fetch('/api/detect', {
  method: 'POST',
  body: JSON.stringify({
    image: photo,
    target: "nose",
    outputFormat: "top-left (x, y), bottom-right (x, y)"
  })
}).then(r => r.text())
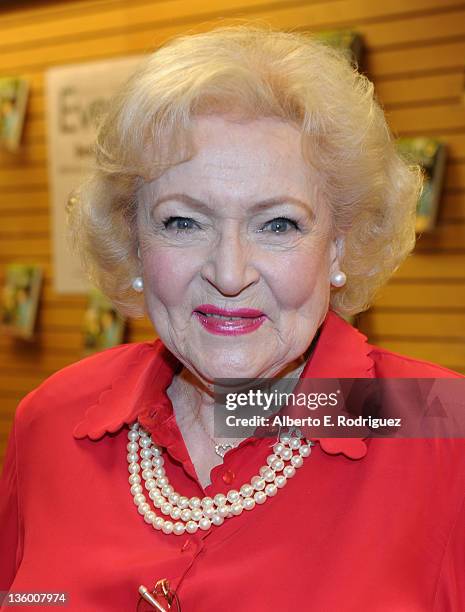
top-left (200, 223), bottom-right (260, 296)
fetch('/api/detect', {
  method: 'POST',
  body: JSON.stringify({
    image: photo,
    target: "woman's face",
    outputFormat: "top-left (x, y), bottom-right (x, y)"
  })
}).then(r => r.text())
top-left (137, 116), bottom-right (340, 383)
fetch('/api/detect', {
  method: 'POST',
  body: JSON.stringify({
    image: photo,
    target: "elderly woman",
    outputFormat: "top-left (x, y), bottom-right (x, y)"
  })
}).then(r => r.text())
top-left (1, 25), bottom-right (464, 612)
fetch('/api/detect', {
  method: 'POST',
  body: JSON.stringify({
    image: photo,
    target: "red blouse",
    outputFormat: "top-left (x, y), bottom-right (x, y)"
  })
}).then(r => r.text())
top-left (1, 310), bottom-right (464, 611)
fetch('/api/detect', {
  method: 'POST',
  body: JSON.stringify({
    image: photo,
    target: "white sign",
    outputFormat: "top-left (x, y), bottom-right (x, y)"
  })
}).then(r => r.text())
top-left (46, 55), bottom-right (143, 293)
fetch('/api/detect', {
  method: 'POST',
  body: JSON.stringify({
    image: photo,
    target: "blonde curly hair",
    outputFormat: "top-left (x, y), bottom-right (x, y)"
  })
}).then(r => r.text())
top-left (67, 24), bottom-right (422, 318)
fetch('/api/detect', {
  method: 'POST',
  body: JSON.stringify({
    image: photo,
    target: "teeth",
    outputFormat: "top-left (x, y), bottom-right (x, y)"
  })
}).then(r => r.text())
top-left (203, 313), bottom-right (245, 320)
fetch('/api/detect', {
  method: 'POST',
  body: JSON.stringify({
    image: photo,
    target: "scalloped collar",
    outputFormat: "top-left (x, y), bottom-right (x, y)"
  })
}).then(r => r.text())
top-left (73, 310), bottom-right (375, 462)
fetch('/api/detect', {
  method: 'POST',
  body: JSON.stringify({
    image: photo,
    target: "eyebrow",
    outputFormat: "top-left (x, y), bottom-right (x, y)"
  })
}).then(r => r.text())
top-left (152, 193), bottom-right (315, 217)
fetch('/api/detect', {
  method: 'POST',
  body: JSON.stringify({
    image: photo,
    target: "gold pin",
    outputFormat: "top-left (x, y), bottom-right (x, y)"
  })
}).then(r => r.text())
top-left (139, 585), bottom-right (167, 611)
top-left (138, 579), bottom-right (180, 611)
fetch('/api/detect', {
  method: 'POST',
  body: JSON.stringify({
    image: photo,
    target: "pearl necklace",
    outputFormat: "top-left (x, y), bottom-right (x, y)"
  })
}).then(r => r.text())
top-left (127, 422), bottom-right (313, 536)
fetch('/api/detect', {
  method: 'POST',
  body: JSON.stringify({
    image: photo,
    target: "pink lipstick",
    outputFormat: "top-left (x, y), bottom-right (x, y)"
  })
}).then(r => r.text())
top-left (193, 304), bottom-right (267, 336)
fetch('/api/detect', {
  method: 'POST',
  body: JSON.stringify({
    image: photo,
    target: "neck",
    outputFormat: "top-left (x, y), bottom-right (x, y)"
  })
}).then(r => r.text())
top-left (167, 351), bottom-right (311, 444)
top-left (167, 349), bottom-right (314, 489)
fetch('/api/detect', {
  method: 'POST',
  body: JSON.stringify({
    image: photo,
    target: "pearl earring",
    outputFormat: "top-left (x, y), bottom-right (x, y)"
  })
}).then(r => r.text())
top-left (330, 271), bottom-right (346, 287)
top-left (132, 276), bottom-right (144, 293)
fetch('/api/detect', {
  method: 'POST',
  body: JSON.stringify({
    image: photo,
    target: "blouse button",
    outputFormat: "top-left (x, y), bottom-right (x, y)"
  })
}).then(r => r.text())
top-left (222, 469), bottom-right (235, 484)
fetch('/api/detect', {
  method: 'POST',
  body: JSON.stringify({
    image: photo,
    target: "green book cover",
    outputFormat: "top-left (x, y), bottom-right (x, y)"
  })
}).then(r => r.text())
top-left (1, 264), bottom-right (43, 339)
top-left (0, 77), bottom-right (29, 151)
top-left (82, 287), bottom-right (126, 355)
top-left (396, 137), bottom-right (447, 233)
top-left (313, 30), bottom-right (364, 67)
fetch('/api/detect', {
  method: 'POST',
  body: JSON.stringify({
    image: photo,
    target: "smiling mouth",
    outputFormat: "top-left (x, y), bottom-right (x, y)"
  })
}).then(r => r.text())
top-left (196, 310), bottom-right (250, 321)
top-left (195, 312), bottom-right (262, 321)
top-left (192, 308), bottom-right (266, 336)
top-left (193, 304), bottom-right (266, 318)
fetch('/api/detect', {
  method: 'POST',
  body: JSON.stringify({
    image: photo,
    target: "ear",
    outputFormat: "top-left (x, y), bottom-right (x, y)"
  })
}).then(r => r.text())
top-left (329, 235), bottom-right (345, 277)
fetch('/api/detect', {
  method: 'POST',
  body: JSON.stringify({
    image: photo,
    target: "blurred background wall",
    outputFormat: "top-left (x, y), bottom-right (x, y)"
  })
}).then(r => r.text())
top-left (1, 0), bottom-right (465, 466)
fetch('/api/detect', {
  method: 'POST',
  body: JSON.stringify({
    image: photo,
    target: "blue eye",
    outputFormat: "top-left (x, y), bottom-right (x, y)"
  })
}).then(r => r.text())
top-left (261, 217), bottom-right (299, 233)
top-left (163, 216), bottom-right (198, 232)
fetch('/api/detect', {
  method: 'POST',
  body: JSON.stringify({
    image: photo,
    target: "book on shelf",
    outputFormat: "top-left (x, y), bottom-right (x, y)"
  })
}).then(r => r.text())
top-left (0, 264), bottom-right (43, 339)
top-left (313, 30), bottom-right (364, 67)
top-left (396, 137), bottom-right (447, 233)
top-left (0, 77), bottom-right (29, 151)
top-left (82, 287), bottom-right (126, 355)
